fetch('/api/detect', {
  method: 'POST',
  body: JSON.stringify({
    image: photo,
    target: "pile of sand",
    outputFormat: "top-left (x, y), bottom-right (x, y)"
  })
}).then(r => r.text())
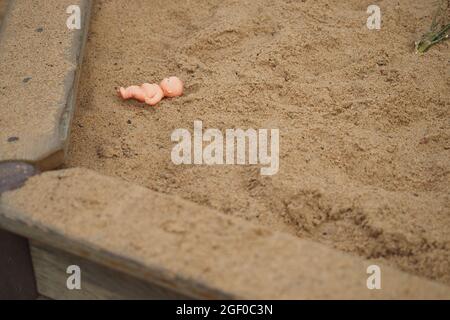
top-left (67, 0), bottom-right (450, 285)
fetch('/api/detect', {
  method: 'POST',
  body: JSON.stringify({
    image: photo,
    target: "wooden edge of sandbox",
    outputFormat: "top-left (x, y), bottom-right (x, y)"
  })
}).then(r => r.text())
top-left (0, 0), bottom-right (92, 170)
top-left (0, 167), bottom-right (449, 300)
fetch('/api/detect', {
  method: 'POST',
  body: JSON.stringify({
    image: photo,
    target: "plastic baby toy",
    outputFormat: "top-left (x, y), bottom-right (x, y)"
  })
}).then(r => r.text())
top-left (118, 76), bottom-right (183, 106)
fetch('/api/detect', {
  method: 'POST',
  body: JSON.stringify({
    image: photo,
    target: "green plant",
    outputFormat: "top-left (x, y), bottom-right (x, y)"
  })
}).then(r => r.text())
top-left (415, 0), bottom-right (450, 53)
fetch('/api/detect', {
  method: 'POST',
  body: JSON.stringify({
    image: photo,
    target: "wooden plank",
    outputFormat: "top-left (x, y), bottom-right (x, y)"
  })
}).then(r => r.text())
top-left (0, 0), bottom-right (92, 170)
top-left (0, 162), bottom-right (39, 194)
top-left (0, 229), bottom-right (37, 299)
top-left (31, 241), bottom-right (190, 300)
top-left (0, 161), bottom-right (39, 299)
top-left (0, 168), bottom-right (449, 299)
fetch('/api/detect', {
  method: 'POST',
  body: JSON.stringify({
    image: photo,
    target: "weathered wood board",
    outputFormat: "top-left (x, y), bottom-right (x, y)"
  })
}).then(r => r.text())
top-left (0, 168), bottom-right (449, 299)
top-left (0, 0), bottom-right (91, 170)
top-left (0, 0), bottom-right (8, 27)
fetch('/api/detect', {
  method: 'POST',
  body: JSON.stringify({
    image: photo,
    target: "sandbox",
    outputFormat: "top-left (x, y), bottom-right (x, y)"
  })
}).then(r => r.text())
top-left (0, 0), bottom-right (449, 299)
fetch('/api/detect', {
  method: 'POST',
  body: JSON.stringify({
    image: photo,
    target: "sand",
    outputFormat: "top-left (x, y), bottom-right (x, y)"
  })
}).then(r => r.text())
top-left (67, 0), bottom-right (450, 285)
top-left (0, 0), bottom-right (7, 25)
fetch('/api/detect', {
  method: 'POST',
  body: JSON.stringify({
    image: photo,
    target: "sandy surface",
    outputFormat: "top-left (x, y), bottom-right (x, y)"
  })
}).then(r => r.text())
top-left (67, 0), bottom-right (450, 285)
top-left (0, 0), bottom-right (7, 25)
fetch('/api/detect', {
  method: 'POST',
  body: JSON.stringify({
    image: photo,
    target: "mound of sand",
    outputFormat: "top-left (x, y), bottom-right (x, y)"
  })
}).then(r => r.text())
top-left (68, 0), bottom-right (450, 285)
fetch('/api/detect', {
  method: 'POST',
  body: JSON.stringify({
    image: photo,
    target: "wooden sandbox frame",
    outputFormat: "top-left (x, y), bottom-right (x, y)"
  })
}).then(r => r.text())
top-left (0, 0), bottom-right (449, 299)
